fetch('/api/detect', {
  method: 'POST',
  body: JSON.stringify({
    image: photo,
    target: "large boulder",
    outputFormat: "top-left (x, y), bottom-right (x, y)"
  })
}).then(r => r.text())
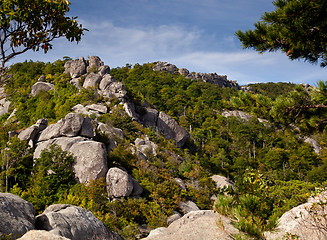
top-left (30, 82), bottom-right (54, 97)
top-left (64, 57), bottom-right (87, 78)
top-left (157, 112), bottom-right (189, 148)
top-left (60, 113), bottom-right (84, 137)
top-left (87, 56), bottom-right (104, 70)
top-left (98, 65), bottom-right (111, 77)
top-left (79, 117), bottom-right (95, 138)
top-left (36, 204), bottom-right (121, 240)
top-left (86, 104), bottom-right (108, 114)
top-left (18, 126), bottom-right (39, 142)
top-left (106, 167), bottom-right (134, 198)
top-left (99, 74), bottom-right (115, 91)
top-left (34, 136), bottom-right (86, 159)
top-left (143, 210), bottom-right (239, 240)
top-left (265, 191), bottom-right (327, 240)
top-left (38, 113), bottom-right (91, 142)
top-left (38, 119), bottom-right (64, 142)
top-left (0, 193), bottom-right (35, 239)
top-left (34, 137), bottom-right (108, 183)
top-left (138, 108), bottom-right (189, 147)
top-left (83, 72), bottom-right (102, 89)
top-left (18, 230), bottom-right (70, 240)
top-left (102, 81), bottom-right (127, 99)
top-left (69, 141), bottom-right (108, 183)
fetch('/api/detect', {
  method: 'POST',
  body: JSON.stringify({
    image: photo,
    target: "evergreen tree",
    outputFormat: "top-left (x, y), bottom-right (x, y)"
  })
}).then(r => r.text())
top-left (236, 0), bottom-right (327, 67)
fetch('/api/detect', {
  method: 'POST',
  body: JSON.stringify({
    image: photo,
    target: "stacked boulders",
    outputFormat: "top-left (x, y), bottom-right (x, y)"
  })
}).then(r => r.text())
top-left (0, 193), bottom-right (121, 240)
top-left (64, 56), bottom-right (127, 101)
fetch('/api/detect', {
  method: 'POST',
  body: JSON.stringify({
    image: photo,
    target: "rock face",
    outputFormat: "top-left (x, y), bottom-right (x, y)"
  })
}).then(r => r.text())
top-left (36, 204), bottom-right (121, 240)
top-left (69, 140), bottom-right (108, 183)
top-left (18, 230), bottom-right (70, 240)
top-left (0, 193), bottom-right (35, 238)
top-left (30, 82), bottom-right (54, 97)
top-left (143, 210), bottom-right (239, 240)
top-left (139, 108), bottom-right (189, 147)
top-left (157, 112), bottom-right (189, 147)
top-left (265, 191), bottom-right (327, 240)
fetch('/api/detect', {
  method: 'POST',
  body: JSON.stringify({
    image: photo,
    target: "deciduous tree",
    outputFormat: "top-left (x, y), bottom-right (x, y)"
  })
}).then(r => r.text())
top-left (0, 0), bottom-right (85, 73)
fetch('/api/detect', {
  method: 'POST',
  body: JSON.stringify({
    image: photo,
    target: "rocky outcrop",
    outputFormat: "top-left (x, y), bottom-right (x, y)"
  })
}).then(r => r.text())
top-left (152, 62), bottom-right (178, 74)
top-left (152, 62), bottom-right (240, 89)
top-left (70, 140), bottom-right (108, 183)
top-left (30, 82), bottom-right (54, 97)
top-left (36, 204), bottom-right (121, 240)
top-left (0, 193), bottom-right (35, 239)
top-left (0, 98), bottom-right (10, 117)
top-left (86, 104), bottom-right (108, 114)
top-left (265, 191), bottom-right (327, 240)
top-left (97, 123), bottom-right (124, 151)
top-left (65, 56), bottom-right (127, 100)
top-left (143, 210), bottom-right (239, 240)
top-left (106, 167), bottom-right (143, 199)
top-left (18, 230), bottom-right (70, 240)
top-left (304, 136), bottom-right (322, 155)
top-left (32, 112), bottom-right (107, 184)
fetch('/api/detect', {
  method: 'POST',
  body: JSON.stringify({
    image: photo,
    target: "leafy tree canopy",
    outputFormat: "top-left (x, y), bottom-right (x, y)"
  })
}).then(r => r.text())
top-left (0, 0), bottom-right (85, 72)
top-left (236, 0), bottom-right (327, 67)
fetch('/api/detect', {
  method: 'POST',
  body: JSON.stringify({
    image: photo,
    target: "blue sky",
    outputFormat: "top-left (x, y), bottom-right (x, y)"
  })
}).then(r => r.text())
top-left (10, 0), bottom-right (326, 86)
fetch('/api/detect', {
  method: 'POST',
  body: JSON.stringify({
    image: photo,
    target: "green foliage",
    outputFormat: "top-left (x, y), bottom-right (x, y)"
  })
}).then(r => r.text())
top-left (17, 144), bottom-right (75, 213)
top-left (0, 0), bottom-right (85, 71)
top-left (247, 82), bottom-right (296, 100)
top-left (236, 0), bottom-right (327, 67)
top-left (0, 136), bottom-right (33, 192)
top-left (4, 60), bottom-right (100, 127)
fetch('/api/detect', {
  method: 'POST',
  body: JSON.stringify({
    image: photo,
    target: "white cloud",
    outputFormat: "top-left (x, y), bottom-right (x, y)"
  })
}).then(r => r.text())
top-left (8, 20), bottom-right (326, 86)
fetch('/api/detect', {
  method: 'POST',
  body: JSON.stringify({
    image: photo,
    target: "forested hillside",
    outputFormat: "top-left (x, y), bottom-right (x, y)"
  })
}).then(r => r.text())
top-left (1, 58), bottom-right (327, 239)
